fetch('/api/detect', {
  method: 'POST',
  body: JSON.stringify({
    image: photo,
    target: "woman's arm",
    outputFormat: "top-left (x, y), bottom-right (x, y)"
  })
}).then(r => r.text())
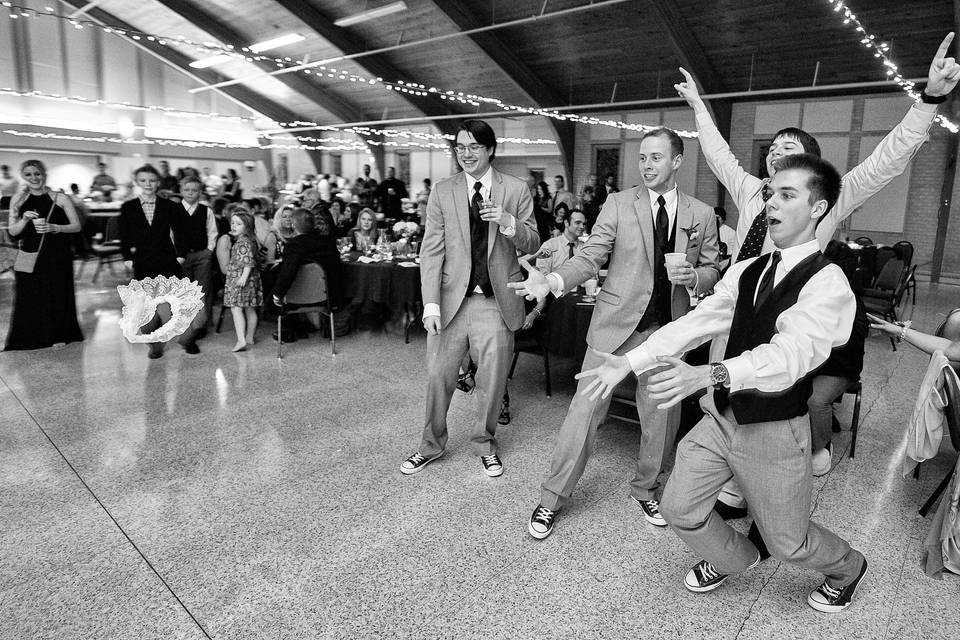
top-left (868, 313), bottom-right (960, 360)
top-left (215, 235), bottom-right (231, 273)
top-left (264, 231), bottom-right (278, 264)
top-left (238, 266), bottom-right (252, 288)
top-left (52, 192), bottom-right (81, 234)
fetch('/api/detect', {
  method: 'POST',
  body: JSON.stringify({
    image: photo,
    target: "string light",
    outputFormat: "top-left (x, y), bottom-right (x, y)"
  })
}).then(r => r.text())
top-left (279, 124), bottom-right (557, 146)
top-left (826, 0), bottom-right (959, 133)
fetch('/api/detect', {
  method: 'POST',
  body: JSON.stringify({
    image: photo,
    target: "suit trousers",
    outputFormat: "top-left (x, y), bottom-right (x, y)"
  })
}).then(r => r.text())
top-left (539, 326), bottom-right (681, 510)
top-left (419, 296), bottom-right (514, 457)
top-left (178, 249), bottom-right (212, 345)
top-left (807, 374), bottom-right (852, 451)
top-left (660, 393), bottom-right (864, 586)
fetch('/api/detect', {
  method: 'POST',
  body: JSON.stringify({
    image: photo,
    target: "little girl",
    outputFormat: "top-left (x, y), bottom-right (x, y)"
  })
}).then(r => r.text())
top-left (224, 211), bottom-right (262, 351)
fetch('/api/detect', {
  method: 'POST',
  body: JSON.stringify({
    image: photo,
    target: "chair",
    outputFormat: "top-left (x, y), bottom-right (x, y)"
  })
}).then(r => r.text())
top-left (854, 236), bottom-right (873, 246)
top-left (844, 379), bottom-right (863, 459)
top-left (78, 216), bottom-right (124, 282)
top-left (919, 369), bottom-right (960, 516)
top-left (872, 246), bottom-right (898, 284)
top-left (276, 263), bottom-right (336, 358)
top-left (904, 264), bottom-right (918, 306)
top-left (863, 259), bottom-right (910, 350)
top-left (892, 240), bottom-right (914, 267)
top-left (507, 318), bottom-right (551, 397)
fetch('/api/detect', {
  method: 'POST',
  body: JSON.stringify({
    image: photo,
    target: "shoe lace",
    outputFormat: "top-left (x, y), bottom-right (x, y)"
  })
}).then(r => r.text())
top-left (481, 454), bottom-right (500, 466)
top-left (408, 453), bottom-right (427, 465)
top-left (644, 500), bottom-right (661, 516)
top-left (533, 506), bottom-right (556, 524)
top-left (818, 580), bottom-right (843, 600)
top-left (697, 561), bottom-right (721, 582)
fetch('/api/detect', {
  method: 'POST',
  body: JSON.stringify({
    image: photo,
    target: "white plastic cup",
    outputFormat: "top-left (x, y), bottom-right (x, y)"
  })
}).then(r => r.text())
top-left (584, 278), bottom-right (599, 296)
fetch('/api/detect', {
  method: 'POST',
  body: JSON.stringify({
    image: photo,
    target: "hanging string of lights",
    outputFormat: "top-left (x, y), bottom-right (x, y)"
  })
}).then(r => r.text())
top-left (825, 0), bottom-right (959, 133)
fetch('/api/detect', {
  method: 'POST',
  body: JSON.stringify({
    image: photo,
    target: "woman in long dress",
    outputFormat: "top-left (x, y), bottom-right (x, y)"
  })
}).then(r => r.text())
top-left (4, 160), bottom-right (83, 350)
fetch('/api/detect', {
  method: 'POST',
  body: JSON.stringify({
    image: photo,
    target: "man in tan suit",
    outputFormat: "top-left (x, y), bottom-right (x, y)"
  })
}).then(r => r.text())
top-left (510, 128), bottom-right (720, 538)
top-left (401, 120), bottom-right (541, 477)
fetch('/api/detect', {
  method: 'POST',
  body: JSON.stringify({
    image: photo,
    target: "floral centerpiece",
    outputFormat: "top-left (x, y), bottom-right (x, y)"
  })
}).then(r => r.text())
top-left (392, 221), bottom-right (420, 239)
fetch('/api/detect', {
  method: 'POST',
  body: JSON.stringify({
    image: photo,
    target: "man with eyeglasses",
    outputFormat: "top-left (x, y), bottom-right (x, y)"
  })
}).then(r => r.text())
top-left (400, 119), bottom-right (541, 478)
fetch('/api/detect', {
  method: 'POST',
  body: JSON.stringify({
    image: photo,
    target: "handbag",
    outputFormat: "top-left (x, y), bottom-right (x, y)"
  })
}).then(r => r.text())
top-left (13, 191), bottom-right (59, 274)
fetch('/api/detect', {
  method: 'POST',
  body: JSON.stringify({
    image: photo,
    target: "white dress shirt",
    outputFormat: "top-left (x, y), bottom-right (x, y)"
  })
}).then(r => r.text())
top-left (624, 239), bottom-right (855, 394)
top-left (648, 186), bottom-right (678, 234)
top-left (182, 200), bottom-right (218, 251)
top-left (695, 104), bottom-right (935, 260)
top-left (535, 232), bottom-right (585, 275)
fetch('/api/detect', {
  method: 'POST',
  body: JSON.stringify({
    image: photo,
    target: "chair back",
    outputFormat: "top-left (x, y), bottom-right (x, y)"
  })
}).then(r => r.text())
top-left (874, 246), bottom-right (897, 279)
top-left (892, 240), bottom-right (914, 267)
top-left (891, 264), bottom-right (913, 306)
top-left (284, 263), bottom-right (328, 306)
top-left (855, 236), bottom-right (873, 246)
top-left (935, 308), bottom-right (960, 341)
top-left (943, 367), bottom-right (960, 450)
top-left (101, 216), bottom-right (121, 243)
top-left (873, 257), bottom-right (905, 291)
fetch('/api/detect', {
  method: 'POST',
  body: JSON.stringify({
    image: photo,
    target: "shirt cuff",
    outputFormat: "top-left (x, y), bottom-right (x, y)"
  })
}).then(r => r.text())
top-left (546, 272), bottom-right (565, 297)
top-left (423, 303), bottom-right (441, 319)
top-left (626, 344), bottom-right (656, 375)
top-left (721, 355), bottom-right (754, 393)
top-left (499, 214), bottom-right (516, 237)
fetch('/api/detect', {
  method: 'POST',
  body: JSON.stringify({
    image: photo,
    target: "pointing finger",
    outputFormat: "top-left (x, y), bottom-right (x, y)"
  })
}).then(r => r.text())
top-left (934, 32), bottom-right (955, 62)
top-left (678, 67), bottom-right (694, 83)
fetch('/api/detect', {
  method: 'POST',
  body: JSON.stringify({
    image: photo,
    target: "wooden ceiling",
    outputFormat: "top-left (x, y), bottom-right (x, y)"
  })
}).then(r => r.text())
top-left (63, 0), bottom-right (957, 129)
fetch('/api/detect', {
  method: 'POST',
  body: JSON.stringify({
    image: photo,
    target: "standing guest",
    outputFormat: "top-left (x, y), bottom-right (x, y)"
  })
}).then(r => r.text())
top-left (317, 174), bottom-right (332, 202)
top-left (415, 178), bottom-right (432, 224)
top-left (509, 128), bottom-right (720, 539)
top-left (295, 173), bottom-right (315, 193)
top-left (271, 208), bottom-right (345, 312)
top-left (175, 176), bottom-right (217, 354)
top-left (577, 154), bottom-right (868, 614)
top-left (202, 167), bottom-right (222, 199)
top-left (157, 161), bottom-right (179, 197)
top-left (533, 181), bottom-right (554, 242)
top-left (220, 168), bottom-right (242, 202)
top-left (400, 119), bottom-right (540, 477)
top-left (580, 186), bottom-right (599, 231)
top-left (0, 164), bottom-right (20, 209)
top-left (119, 164), bottom-right (183, 360)
top-left (90, 162), bottom-right (117, 201)
top-left (223, 210), bottom-right (261, 352)
top-left (596, 172), bottom-right (618, 208)
top-left (355, 164), bottom-right (378, 209)
top-left (549, 175), bottom-right (575, 215)
top-left (375, 166), bottom-right (408, 219)
top-left (350, 208), bottom-right (380, 250)
top-left (210, 197), bottom-right (231, 237)
top-left (4, 160), bottom-right (83, 350)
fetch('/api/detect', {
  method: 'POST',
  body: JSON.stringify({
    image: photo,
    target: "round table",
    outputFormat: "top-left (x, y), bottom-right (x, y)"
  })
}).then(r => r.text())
top-left (341, 253), bottom-right (421, 308)
top-left (544, 291), bottom-right (595, 362)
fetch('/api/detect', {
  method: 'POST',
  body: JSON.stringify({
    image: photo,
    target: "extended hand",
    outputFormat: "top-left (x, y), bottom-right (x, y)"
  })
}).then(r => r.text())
top-left (926, 32), bottom-right (960, 96)
top-left (647, 356), bottom-right (711, 409)
top-left (521, 311), bottom-right (538, 331)
top-left (674, 67), bottom-right (706, 109)
top-left (575, 349), bottom-right (632, 401)
top-left (507, 257), bottom-right (551, 301)
top-left (866, 312), bottom-right (898, 336)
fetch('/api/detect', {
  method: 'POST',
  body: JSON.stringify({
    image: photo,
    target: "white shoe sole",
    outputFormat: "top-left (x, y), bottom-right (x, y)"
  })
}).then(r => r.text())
top-left (807, 563), bottom-right (868, 613)
top-left (399, 454), bottom-right (441, 475)
top-left (528, 521), bottom-right (553, 539)
top-left (483, 465), bottom-right (503, 477)
top-left (684, 553), bottom-right (761, 593)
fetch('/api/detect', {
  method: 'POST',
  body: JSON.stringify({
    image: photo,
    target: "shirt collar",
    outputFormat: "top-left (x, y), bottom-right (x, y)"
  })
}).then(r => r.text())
top-left (139, 195), bottom-right (156, 205)
top-left (647, 186), bottom-right (678, 215)
top-left (182, 200), bottom-right (198, 213)
top-left (466, 167), bottom-right (493, 194)
top-left (774, 238), bottom-right (821, 272)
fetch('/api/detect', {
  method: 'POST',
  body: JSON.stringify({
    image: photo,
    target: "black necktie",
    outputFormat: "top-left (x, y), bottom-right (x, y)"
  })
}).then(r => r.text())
top-left (737, 187), bottom-right (772, 262)
top-left (655, 195), bottom-right (669, 247)
top-left (568, 241), bottom-right (575, 258)
top-left (470, 181), bottom-right (483, 222)
top-left (754, 251), bottom-right (781, 309)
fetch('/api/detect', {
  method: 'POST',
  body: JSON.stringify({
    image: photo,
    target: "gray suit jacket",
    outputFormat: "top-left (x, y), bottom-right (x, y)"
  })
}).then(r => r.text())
top-left (554, 186), bottom-right (720, 353)
top-left (420, 168), bottom-right (541, 332)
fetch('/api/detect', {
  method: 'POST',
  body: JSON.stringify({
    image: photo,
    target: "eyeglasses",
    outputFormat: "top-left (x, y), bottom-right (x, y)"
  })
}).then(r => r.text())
top-left (454, 143), bottom-right (486, 155)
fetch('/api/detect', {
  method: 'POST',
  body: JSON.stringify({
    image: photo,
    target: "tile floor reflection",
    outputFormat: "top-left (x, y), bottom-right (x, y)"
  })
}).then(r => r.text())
top-left (0, 272), bottom-right (958, 639)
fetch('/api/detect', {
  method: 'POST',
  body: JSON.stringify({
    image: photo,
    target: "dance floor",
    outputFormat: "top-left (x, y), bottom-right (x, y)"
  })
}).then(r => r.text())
top-left (1, 270), bottom-right (958, 639)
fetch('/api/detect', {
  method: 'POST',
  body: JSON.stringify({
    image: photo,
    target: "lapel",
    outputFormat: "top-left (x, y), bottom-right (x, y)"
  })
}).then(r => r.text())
top-left (452, 172), bottom-right (470, 247)
top-left (632, 187), bottom-right (655, 271)
top-left (673, 191), bottom-right (696, 253)
top-left (487, 169), bottom-right (503, 256)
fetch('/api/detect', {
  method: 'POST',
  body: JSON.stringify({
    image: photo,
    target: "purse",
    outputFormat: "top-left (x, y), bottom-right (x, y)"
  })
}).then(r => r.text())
top-left (13, 191), bottom-right (59, 274)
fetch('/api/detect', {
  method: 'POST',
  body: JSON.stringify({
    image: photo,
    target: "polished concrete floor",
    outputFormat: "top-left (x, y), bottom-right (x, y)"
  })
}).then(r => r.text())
top-left (1, 268), bottom-right (959, 640)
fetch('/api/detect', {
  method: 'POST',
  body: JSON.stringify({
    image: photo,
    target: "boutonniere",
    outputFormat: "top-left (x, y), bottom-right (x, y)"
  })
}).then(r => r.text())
top-left (681, 222), bottom-right (701, 243)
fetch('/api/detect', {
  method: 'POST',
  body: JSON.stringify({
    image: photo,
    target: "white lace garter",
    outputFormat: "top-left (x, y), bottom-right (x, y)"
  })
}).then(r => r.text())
top-left (117, 276), bottom-right (204, 343)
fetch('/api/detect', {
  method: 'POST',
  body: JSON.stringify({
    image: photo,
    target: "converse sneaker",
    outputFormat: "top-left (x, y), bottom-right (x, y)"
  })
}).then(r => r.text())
top-left (807, 558), bottom-right (868, 613)
top-left (811, 441), bottom-right (834, 477)
top-left (684, 553), bottom-right (762, 593)
top-left (480, 453), bottom-right (503, 477)
top-left (632, 496), bottom-right (668, 527)
top-left (400, 452), bottom-right (441, 475)
top-left (528, 504), bottom-right (559, 539)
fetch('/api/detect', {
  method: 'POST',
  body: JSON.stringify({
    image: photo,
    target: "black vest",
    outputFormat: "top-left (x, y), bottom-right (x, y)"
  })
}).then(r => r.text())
top-left (467, 192), bottom-right (493, 297)
top-left (182, 203), bottom-right (210, 253)
top-left (637, 214), bottom-right (677, 332)
top-left (716, 251), bottom-right (832, 425)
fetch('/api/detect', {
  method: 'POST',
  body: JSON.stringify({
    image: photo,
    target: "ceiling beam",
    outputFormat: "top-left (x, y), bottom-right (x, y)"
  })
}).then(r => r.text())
top-left (425, 0), bottom-right (575, 183)
top-left (643, 0), bottom-right (726, 96)
top-left (58, 0), bottom-right (330, 170)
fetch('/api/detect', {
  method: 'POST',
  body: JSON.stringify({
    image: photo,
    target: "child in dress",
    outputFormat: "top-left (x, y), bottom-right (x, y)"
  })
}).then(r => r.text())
top-left (224, 211), bottom-right (262, 351)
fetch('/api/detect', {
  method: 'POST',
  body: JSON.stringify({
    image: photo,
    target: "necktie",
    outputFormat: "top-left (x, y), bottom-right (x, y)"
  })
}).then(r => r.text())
top-left (736, 187), bottom-right (772, 262)
top-left (568, 241), bottom-right (575, 258)
top-left (754, 251), bottom-right (781, 309)
top-left (655, 195), bottom-right (669, 247)
top-left (471, 181), bottom-right (483, 221)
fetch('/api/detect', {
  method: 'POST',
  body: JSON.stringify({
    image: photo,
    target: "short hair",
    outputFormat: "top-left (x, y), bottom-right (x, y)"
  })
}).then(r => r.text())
top-left (640, 127), bottom-right (684, 158)
top-left (180, 175), bottom-right (203, 189)
top-left (773, 153), bottom-right (841, 215)
top-left (292, 208), bottom-right (315, 234)
top-left (773, 127), bottom-right (821, 157)
top-left (554, 175), bottom-right (565, 186)
top-left (565, 208), bottom-right (586, 225)
top-left (457, 119), bottom-right (498, 161)
top-left (423, 178), bottom-right (431, 187)
top-left (20, 159), bottom-right (46, 177)
top-left (133, 164), bottom-right (160, 179)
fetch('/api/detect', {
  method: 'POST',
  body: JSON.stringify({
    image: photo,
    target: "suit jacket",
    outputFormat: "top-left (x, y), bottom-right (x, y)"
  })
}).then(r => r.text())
top-left (119, 196), bottom-right (183, 279)
top-left (420, 168), bottom-right (541, 332)
top-left (273, 229), bottom-right (344, 309)
top-left (554, 186), bottom-right (720, 353)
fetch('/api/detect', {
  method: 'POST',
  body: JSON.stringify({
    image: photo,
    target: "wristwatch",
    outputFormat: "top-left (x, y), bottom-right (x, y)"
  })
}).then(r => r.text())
top-left (709, 362), bottom-right (729, 388)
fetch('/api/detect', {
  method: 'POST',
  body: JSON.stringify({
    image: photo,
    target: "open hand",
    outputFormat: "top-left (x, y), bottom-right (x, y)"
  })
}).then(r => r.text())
top-left (507, 257), bottom-right (551, 301)
top-left (866, 312), bottom-right (898, 336)
top-left (647, 356), bottom-right (711, 409)
top-left (926, 32), bottom-right (960, 97)
top-left (674, 67), bottom-right (706, 109)
top-left (575, 349), bottom-right (632, 401)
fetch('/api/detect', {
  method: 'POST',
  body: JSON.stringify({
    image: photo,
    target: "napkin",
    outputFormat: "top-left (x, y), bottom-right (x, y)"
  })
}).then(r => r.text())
top-left (398, 261), bottom-right (419, 268)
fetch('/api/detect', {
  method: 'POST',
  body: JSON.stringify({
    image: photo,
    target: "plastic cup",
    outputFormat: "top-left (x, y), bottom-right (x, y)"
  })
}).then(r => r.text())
top-left (584, 278), bottom-right (599, 296)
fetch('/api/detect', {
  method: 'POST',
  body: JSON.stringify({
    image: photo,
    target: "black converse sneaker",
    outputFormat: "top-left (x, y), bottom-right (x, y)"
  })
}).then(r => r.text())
top-left (400, 452), bottom-right (441, 475)
top-left (480, 453), bottom-right (503, 477)
top-left (684, 553), bottom-right (762, 593)
top-left (632, 496), bottom-right (668, 527)
top-left (528, 504), bottom-right (559, 539)
top-left (807, 558), bottom-right (868, 613)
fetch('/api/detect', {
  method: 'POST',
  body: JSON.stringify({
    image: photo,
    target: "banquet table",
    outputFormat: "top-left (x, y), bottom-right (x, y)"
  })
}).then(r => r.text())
top-left (340, 252), bottom-right (422, 341)
top-left (543, 291), bottom-right (595, 363)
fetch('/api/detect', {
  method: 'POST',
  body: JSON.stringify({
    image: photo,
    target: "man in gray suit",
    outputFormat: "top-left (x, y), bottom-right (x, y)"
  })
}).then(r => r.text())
top-left (401, 120), bottom-right (541, 477)
top-left (510, 128), bottom-right (720, 538)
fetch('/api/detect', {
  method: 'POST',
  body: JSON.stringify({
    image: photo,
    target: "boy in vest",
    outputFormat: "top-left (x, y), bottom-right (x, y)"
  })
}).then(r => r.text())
top-left (576, 153), bottom-right (866, 613)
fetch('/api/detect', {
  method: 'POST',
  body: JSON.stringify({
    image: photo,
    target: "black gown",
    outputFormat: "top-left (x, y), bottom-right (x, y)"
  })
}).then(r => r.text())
top-left (5, 192), bottom-right (84, 350)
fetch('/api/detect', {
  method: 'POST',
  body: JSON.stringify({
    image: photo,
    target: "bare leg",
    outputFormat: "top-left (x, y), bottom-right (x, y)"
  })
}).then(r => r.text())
top-left (244, 307), bottom-right (258, 345)
top-left (231, 307), bottom-right (247, 351)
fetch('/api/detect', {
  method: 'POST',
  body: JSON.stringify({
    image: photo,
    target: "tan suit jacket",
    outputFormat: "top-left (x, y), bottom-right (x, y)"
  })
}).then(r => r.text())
top-left (420, 168), bottom-right (541, 331)
top-left (554, 186), bottom-right (720, 353)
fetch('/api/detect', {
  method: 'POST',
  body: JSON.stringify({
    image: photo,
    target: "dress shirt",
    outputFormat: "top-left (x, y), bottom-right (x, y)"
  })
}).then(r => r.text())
top-left (695, 104), bottom-right (935, 260)
top-left (624, 239), bottom-right (855, 395)
top-left (182, 200), bottom-right (218, 251)
top-left (648, 186), bottom-right (678, 234)
top-left (140, 197), bottom-right (156, 225)
top-left (535, 232), bottom-right (585, 275)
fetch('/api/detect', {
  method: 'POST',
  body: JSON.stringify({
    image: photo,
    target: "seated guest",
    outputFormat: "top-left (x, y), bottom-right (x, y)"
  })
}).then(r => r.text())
top-left (551, 202), bottom-right (570, 237)
top-left (246, 197), bottom-right (272, 248)
top-left (265, 205), bottom-right (296, 265)
top-left (271, 208), bottom-right (345, 312)
top-left (350, 208), bottom-right (380, 250)
top-left (329, 197), bottom-right (355, 238)
top-left (869, 312), bottom-right (960, 359)
top-left (535, 208), bottom-right (587, 274)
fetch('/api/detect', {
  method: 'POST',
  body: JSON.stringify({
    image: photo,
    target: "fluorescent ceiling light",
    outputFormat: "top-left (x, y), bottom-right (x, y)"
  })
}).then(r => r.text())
top-left (248, 33), bottom-right (305, 54)
top-left (334, 1), bottom-right (407, 27)
top-left (190, 55), bottom-right (232, 69)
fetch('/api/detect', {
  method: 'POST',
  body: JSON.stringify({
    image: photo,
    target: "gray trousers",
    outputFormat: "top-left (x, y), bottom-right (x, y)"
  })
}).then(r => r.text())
top-left (418, 296), bottom-right (514, 457)
top-left (178, 249), bottom-right (212, 345)
top-left (540, 327), bottom-right (681, 510)
top-left (661, 393), bottom-right (864, 586)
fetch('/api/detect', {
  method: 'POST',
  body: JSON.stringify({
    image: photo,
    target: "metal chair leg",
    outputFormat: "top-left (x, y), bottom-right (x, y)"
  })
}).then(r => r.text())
top-left (848, 384), bottom-right (862, 459)
top-left (919, 469), bottom-right (954, 517)
top-left (277, 313), bottom-right (284, 359)
top-left (328, 310), bottom-right (336, 355)
top-left (507, 351), bottom-right (520, 379)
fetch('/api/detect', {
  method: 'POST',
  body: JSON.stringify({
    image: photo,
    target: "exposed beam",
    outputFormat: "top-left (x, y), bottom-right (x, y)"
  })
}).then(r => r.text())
top-left (271, 0), bottom-right (459, 138)
top-left (58, 0), bottom-right (327, 170)
top-left (643, 0), bottom-right (725, 96)
top-left (426, 0), bottom-right (575, 183)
